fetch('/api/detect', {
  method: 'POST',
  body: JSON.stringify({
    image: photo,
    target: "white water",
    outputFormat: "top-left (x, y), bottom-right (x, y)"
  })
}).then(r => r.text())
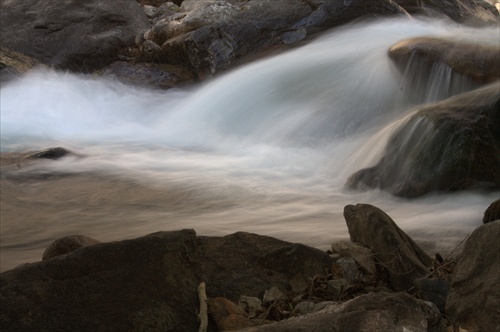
top-left (1, 18), bottom-right (498, 271)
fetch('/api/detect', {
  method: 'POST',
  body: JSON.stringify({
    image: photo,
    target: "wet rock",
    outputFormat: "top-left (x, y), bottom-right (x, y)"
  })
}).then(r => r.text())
top-left (347, 82), bottom-right (500, 198)
top-left (29, 147), bottom-right (72, 160)
top-left (413, 278), bottom-right (450, 313)
top-left (0, 47), bottom-right (43, 84)
top-left (0, 0), bottom-right (150, 72)
top-left (343, 204), bottom-right (432, 291)
top-left (42, 235), bottom-right (101, 261)
top-left (242, 292), bottom-right (444, 332)
top-left (446, 221), bottom-right (500, 332)
top-left (483, 198), bottom-right (500, 223)
top-left (100, 61), bottom-right (194, 89)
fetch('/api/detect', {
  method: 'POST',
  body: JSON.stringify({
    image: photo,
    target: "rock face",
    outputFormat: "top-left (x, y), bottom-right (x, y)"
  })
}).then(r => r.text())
top-left (446, 221), bottom-right (500, 332)
top-left (0, 230), bottom-right (333, 331)
top-left (241, 292), bottom-right (443, 332)
top-left (343, 204), bottom-right (432, 291)
top-left (0, 47), bottom-right (42, 84)
top-left (0, 0), bottom-right (150, 72)
top-left (347, 82), bottom-right (500, 198)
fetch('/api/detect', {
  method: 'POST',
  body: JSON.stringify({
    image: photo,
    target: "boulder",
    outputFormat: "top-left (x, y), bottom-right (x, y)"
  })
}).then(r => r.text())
top-left (388, 37), bottom-right (500, 102)
top-left (413, 278), bottom-right (450, 313)
top-left (346, 82), bottom-right (500, 198)
top-left (446, 221), bottom-right (500, 332)
top-left (241, 292), bottom-right (444, 332)
top-left (0, 47), bottom-right (42, 84)
top-left (483, 198), bottom-right (500, 223)
top-left (0, 0), bottom-right (150, 72)
top-left (0, 230), bottom-right (334, 331)
top-left (42, 235), bottom-right (101, 261)
top-left (343, 204), bottom-right (432, 291)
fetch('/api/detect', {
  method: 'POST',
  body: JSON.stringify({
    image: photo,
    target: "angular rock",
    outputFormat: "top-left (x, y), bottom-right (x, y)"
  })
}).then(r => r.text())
top-left (241, 292), bottom-right (444, 332)
top-left (483, 198), bottom-right (500, 223)
top-left (347, 82), bottom-right (500, 198)
top-left (0, 0), bottom-right (150, 72)
top-left (343, 204), bottom-right (432, 291)
top-left (42, 235), bottom-right (101, 261)
top-left (446, 221), bottom-right (500, 332)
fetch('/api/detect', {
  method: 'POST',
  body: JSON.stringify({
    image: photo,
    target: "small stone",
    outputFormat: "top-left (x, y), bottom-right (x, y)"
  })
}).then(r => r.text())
top-left (263, 286), bottom-right (284, 303)
top-left (288, 274), bottom-right (308, 293)
top-left (335, 257), bottom-right (360, 282)
top-left (326, 279), bottom-right (348, 301)
top-left (238, 296), bottom-right (262, 318)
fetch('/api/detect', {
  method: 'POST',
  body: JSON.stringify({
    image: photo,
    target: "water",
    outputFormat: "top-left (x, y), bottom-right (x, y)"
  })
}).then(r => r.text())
top-left (1, 17), bottom-right (498, 272)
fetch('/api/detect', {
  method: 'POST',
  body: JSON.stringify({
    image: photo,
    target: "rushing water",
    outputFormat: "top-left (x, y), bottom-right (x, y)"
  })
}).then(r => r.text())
top-left (1, 17), bottom-right (498, 272)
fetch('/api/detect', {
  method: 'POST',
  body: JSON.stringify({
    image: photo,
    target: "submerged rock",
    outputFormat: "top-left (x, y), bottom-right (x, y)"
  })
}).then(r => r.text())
top-left (446, 221), bottom-right (500, 332)
top-left (343, 204), bottom-right (432, 291)
top-left (347, 82), bottom-right (500, 198)
top-left (29, 147), bottom-right (72, 160)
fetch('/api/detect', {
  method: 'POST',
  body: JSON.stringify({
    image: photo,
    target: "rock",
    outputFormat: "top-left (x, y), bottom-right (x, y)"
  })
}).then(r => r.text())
top-left (346, 82), bottom-right (500, 198)
top-left (331, 241), bottom-right (376, 275)
top-left (413, 278), bottom-right (450, 313)
top-left (394, 0), bottom-right (499, 25)
top-left (483, 198), bottom-right (500, 223)
top-left (343, 204), bottom-right (432, 291)
top-left (100, 61), bottom-right (195, 89)
top-left (262, 286), bottom-right (285, 303)
top-left (238, 296), bottom-right (263, 318)
top-left (0, 0), bottom-right (150, 72)
top-left (334, 258), bottom-right (360, 283)
top-left (0, 47), bottom-right (43, 84)
top-left (1, 230), bottom-right (334, 331)
top-left (42, 235), bottom-right (101, 261)
top-left (241, 292), bottom-right (444, 332)
top-left (326, 279), bottom-right (348, 301)
top-left (388, 37), bottom-right (500, 102)
top-left (292, 301), bottom-right (335, 316)
top-left (28, 147), bottom-right (72, 160)
top-left (446, 221), bottom-right (500, 332)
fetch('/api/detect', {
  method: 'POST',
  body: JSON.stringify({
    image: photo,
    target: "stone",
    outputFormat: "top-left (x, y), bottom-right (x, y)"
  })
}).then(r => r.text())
top-left (343, 204), bottom-right (432, 291)
top-left (29, 147), bottom-right (72, 160)
top-left (0, 47), bottom-right (43, 84)
top-left (241, 292), bottom-right (444, 332)
top-left (292, 301), bottom-right (335, 316)
top-left (413, 278), bottom-right (450, 313)
top-left (326, 279), bottom-right (348, 301)
top-left (42, 235), bottom-right (101, 261)
top-left (483, 198), bottom-right (500, 223)
top-left (334, 257), bottom-right (360, 283)
top-left (0, 0), bottom-right (150, 72)
top-left (331, 241), bottom-right (376, 275)
top-left (238, 296), bottom-right (263, 318)
top-left (262, 286), bottom-right (285, 303)
top-left (446, 221), bottom-right (500, 332)
top-left (347, 82), bottom-right (500, 198)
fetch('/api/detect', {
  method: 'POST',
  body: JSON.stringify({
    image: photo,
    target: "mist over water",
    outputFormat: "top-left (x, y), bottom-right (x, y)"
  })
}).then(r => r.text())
top-left (1, 18), bottom-right (498, 271)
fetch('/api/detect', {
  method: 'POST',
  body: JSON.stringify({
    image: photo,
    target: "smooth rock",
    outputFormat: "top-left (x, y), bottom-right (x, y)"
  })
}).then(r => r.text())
top-left (42, 235), bottom-right (101, 261)
top-left (483, 198), bottom-right (500, 223)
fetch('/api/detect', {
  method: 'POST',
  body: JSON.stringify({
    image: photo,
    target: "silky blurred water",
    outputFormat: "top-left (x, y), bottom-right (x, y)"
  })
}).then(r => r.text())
top-left (1, 17), bottom-right (498, 271)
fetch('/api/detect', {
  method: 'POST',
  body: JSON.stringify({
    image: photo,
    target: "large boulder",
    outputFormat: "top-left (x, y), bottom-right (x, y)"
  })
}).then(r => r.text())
top-left (347, 82), bottom-right (500, 198)
top-left (343, 204), bottom-right (432, 291)
top-left (388, 37), bottom-right (500, 102)
top-left (241, 292), bottom-right (443, 332)
top-left (446, 221), bottom-right (500, 332)
top-left (0, 0), bottom-right (150, 72)
top-left (0, 230), bottom-right (333, 331)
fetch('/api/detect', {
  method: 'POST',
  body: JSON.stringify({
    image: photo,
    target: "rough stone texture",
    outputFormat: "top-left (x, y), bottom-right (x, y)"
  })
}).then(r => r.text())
top-left (0, 47), bottom-right (43, 84)
top-left (446, 221), bottom-right (500, 332)
top-left (347, 82), bottom-right (500, 198)
top-left (483, 198), bottom-right (500, 223)
top-left (241, 292), bottom-right (444, 332)
top-left (343, 204), bottom-right (432, 291)
top-left (0, 0), bottom-right (150, 72)
top-left (42, 235), bottom-right (101, 261)
top-left (413, 278), bottom-right (450, 313)
top-left (0, 230), bottom-right (333, 331)
top-left (331, 241), bottom-right (376, 275)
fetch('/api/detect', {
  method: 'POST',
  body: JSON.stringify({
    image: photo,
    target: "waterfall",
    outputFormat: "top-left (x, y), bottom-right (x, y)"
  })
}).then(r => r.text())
top-left (1, 17), bottom-right (498, 271)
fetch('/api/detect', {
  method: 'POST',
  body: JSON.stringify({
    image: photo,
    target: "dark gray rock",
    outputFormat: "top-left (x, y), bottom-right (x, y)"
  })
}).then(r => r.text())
top-left (343, 204), bottom-right (432, 291)
top-left (42, 235), bottom-right (101, 261)
top-left (29, 147), bottom-right (72, 160)
top-left (413, 278), bottom-right (450, 313)
top-left (241, 292), bottom-right (444, 332)
top-left (0, 230), bottom-right (334, 331)
top-left (0, 0), bottom-right (150, 72)
top-left (346, 82), bottom-right (500, 198)
top-left (446, 221), bottom-right (500, 332)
